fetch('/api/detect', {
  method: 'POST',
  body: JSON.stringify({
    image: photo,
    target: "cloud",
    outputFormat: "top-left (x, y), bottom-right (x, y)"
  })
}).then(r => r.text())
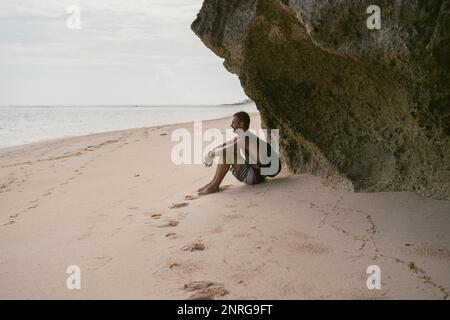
top-left (0, 0), bottom-right (205, 64)
top-left (0, 0), bottom-right (247, 105)
top-left (0, 0), bottom-right (200, 21)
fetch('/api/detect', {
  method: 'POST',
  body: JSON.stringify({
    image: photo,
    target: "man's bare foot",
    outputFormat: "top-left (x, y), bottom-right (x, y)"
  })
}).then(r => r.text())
top-left (197, 182), bottom-right (212, 193)
top-left (198, 185), bottom-right (220, 195)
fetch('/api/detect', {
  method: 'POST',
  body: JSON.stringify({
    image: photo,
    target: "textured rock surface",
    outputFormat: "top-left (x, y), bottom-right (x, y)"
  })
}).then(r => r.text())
top-left (192, 0), bottom-right (450, 199)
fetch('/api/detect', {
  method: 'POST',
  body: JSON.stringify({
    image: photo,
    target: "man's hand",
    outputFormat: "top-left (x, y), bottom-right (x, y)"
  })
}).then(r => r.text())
top-left (204, 150), bottom-right (214, 167)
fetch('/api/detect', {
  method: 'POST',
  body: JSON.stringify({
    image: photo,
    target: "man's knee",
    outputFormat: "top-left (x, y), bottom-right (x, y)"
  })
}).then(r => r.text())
top-left (217, 163), bottom-right (231, 170)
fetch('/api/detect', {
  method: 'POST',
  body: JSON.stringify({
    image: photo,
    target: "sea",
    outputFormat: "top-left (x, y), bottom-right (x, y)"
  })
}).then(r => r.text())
top-left (0, 104), bottom-right (258, 149)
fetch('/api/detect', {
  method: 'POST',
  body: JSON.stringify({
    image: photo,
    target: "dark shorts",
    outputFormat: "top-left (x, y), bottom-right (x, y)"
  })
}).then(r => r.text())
top-left (230, 164), bottom-right (265, 185)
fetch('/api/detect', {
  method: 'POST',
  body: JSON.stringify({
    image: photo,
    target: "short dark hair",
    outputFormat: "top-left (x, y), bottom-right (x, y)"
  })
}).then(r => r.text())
top-left (233, 111), bottom-right (250, 130)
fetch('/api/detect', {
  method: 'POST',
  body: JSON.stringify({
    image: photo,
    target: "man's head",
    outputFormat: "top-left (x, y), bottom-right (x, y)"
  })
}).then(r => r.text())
top-left (231, 111), bottom-right (250, 132)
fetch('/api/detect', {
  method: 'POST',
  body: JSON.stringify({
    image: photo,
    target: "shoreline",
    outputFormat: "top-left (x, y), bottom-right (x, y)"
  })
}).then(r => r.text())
top-left (0, 111), bottom-right (260, 154)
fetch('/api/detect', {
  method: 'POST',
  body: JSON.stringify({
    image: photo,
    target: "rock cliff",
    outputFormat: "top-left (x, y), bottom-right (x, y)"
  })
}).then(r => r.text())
top-left (192, 0), bottom-right (450, 199)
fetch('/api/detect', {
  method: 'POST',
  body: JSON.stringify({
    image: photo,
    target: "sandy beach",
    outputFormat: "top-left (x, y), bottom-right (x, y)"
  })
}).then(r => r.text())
top-left (1, 113), bottom-right (449, 299)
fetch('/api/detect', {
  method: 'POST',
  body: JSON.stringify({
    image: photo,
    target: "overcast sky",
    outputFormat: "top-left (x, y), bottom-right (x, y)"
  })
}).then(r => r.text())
top-left (0, 0), bottom-right (247, 106)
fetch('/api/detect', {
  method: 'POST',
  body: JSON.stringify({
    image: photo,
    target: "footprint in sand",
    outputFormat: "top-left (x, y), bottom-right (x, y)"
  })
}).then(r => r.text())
top-left (149, 212), bottom-right (162, 219)
top-left (169, 262), bottom-right (181, 269)
top-left (169, 202), bottom-right (189, 209)
top-left (167, 260), bottom-right (200, 274)
top-left (165, 232), bottom-right (177, 239)
top-left (177, 212), bottom-right (189, 220)
top-left (182, 281), bottom-right (229, 300)
top-left (157, 220), bottom-right (179, 228)
top-left (181, 243), bottom-right (206, 252)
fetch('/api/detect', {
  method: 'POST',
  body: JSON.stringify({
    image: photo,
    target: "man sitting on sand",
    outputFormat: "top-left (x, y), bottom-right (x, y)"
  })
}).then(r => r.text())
top-left (197, 111), bottom-right (281, 195)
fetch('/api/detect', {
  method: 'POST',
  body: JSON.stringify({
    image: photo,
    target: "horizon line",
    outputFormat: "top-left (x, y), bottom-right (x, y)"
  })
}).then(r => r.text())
top-left (0, 102), bottom-right (255, 108)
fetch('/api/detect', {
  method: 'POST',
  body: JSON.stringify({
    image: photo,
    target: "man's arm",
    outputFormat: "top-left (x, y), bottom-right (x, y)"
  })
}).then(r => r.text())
top-left (210, 137), bottom-right (238, 157)
top-left (203, 137), bottom-right (239, 167)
